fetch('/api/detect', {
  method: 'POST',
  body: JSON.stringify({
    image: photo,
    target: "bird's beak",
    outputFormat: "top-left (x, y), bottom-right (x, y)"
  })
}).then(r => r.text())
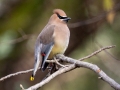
top-left (65, 17), bottom-right (71, 20)
top-left (67, 17), bottom-right (71, 20)
top-left (63, 17), bottom-right (71, 22)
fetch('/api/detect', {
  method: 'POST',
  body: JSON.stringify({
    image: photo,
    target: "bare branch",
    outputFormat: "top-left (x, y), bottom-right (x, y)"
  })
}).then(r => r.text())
top-left (0, 45), bottom-right (119, 90)
top-left (21, 52), bottom-right (120, 90)
top-left (0, 60), bottom-right (59, 82)
top-left (21, 65), bottom-right (76, 90)
top-left (56, 54), bottom-right (120, 90)
top-left (20, 45), bottom-right (120, 90)
top-left (54, 57), bottom-right (66, 67)
top-left (46, 59), bottom-right (60, 63)
top-left (20, 84), bottom-right (25, 90)
top-left (0, 45), bottom-right (114, 81)
top-left (69, 2), bottom-right (120, 28)
top-left (0, 0), bottom-right (22, 17)
top-left (0, 68), bottom-right (36, 82)
top-left (0, 34), bottom-right (31, 45)
top-left (79, 45), bottom-right (116, 61)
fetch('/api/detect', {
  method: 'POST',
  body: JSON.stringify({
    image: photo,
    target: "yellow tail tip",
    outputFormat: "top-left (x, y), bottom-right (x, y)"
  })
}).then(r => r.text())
top-left (30, 76), bottom-right (34, 81)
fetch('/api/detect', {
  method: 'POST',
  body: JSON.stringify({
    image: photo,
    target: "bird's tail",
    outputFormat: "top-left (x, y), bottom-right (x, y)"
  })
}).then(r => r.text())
top-left (30, 43), bottom-right (41, 81)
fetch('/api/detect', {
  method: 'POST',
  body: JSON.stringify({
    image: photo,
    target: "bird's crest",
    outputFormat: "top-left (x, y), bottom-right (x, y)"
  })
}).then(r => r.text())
top-left (53, 9), bottom-right (67, 17)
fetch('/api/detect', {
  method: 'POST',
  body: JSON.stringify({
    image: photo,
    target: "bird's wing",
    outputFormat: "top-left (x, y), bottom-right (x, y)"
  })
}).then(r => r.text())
top-left (40, 42), bottom-right (54, 71)
top-left (34, 25), bottom-right (55, 74)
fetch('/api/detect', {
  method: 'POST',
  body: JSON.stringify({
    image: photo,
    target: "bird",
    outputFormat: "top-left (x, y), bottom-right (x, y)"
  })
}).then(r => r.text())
top-left (30, 9), bottom-right (71, 81)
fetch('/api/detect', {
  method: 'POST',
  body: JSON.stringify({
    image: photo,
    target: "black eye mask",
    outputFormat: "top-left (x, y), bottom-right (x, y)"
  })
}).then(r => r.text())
top-left (57, 14), bottom-right (68, 19)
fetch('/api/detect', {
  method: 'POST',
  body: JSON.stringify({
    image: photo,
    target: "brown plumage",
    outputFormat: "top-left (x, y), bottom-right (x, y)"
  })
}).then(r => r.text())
top-left (30, 9), bottom-right (71, 81)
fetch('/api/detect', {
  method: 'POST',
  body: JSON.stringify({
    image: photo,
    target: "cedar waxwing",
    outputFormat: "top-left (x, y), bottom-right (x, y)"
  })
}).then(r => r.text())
top-left (30, 9), bottom-right (71, 81)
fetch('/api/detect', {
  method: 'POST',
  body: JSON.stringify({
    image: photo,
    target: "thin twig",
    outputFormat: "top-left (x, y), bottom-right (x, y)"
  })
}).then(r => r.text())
top-left (20, 84), bottom-right (25, 90)
top-left (0, 34), bottom-right (31, 45)
top-left (79, 45), bottom-right (116, 61)
top-left (54, 57), bottom-right (66, 67)
top-left (46, 59), bottom-right (60, 63)
top-left (0, 68), bottom-right (36, 82)
top-left (69, 2), bottom-right (120, 28)
top-left (95, 41), bottom-right (120, 61)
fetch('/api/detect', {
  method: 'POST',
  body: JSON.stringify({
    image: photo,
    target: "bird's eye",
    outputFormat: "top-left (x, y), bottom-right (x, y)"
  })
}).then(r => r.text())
top-left (57, 14), bottom-right (67, 19)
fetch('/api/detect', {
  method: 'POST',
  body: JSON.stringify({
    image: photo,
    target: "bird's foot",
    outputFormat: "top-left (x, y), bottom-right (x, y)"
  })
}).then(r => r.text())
top-left (54, 57), bottom-right (68, 68)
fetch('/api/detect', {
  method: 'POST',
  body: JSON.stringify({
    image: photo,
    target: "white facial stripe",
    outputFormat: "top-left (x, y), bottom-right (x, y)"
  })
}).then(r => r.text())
top-left (62, 16), bottom-right (67, 17)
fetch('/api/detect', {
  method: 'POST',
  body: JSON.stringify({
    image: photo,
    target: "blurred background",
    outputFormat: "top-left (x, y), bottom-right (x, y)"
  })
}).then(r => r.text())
top-left (0, 0), bottom-right (120, 90)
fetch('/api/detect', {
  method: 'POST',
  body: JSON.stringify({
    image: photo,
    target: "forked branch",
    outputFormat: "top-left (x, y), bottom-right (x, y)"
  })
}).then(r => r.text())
top-left (19, 45), bottom-right (120, 90)
top-left (0, 45), bottom-right (119, 90)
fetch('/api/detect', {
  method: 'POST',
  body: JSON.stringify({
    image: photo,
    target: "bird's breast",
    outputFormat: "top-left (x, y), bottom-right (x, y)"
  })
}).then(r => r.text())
top-left (48, 39), bottom-right (69, 59)
top-left (48, 26), bottom-right (70, 59)
top-left (53, 38), bottom-right (69, 53)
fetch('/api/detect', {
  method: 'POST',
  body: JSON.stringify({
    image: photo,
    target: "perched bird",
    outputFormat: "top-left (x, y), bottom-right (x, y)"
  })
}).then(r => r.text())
top-left (30, 9), bottom-right (71, 81)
